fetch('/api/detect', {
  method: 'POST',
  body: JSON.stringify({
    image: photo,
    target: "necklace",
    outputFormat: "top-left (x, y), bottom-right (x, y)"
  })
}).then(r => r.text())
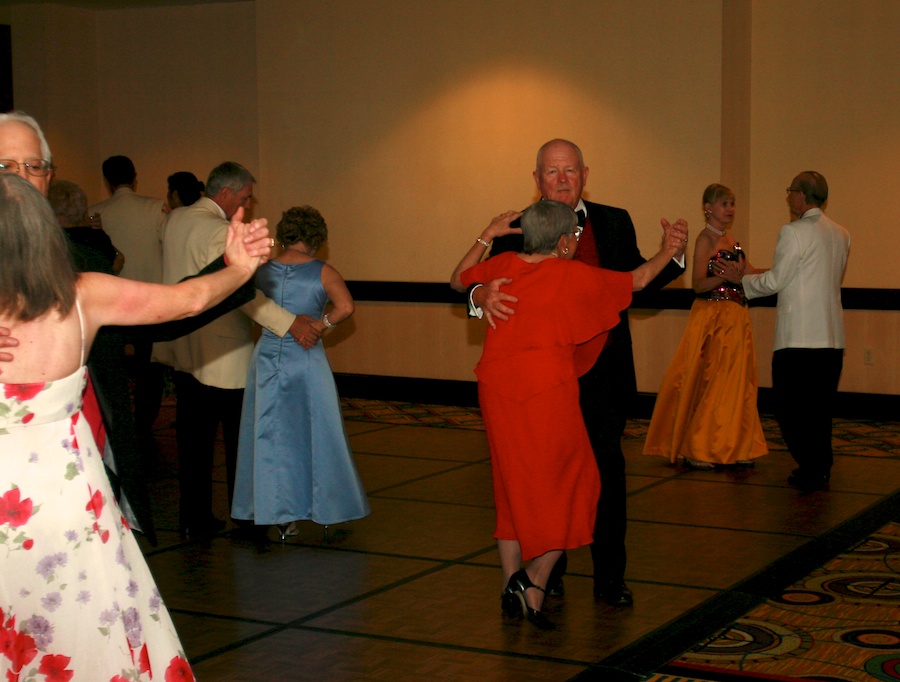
top-left (284, 244), bottom-right (315, 256)
top-left (705, 223), bottom-right (725, 236)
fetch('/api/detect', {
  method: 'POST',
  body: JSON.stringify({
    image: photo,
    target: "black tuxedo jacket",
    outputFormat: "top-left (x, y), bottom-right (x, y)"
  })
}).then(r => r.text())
top-left (489, 200), bottom-right (684, 399)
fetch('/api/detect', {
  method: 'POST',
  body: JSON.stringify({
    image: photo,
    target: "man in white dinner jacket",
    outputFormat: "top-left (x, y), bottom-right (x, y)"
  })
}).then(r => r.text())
top-left (741, 171), bottom-right (850, 491)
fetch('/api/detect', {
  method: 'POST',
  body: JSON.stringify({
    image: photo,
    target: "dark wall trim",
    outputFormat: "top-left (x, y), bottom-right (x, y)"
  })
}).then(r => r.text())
top-left (335, 373), bottom-right (900, 421)
top-left (347, 281), bottom-right (900, 312)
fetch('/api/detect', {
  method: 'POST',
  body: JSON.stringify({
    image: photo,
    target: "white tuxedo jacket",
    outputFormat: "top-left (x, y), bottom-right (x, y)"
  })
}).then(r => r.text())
top-left (743, 208), bottom-right (850, 350)
top-left (89, 187), bottom-right (166, 283)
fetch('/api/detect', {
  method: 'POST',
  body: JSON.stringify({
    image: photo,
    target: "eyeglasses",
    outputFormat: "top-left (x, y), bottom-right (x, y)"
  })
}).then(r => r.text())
top-left (0, 159), bottom-right (54, 177)
top-left (786, 187), bottom-right (803, 194)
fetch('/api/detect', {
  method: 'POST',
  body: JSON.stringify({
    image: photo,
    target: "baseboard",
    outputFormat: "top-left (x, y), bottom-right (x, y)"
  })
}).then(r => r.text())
top-left (334, 373), bottom-right (480, 407)
top-left (335, 373), bottom-right (899, 421)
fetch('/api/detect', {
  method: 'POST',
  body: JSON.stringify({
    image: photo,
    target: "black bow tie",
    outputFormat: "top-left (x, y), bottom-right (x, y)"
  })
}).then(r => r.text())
top-left (576, 209), bottom-right (586, 227)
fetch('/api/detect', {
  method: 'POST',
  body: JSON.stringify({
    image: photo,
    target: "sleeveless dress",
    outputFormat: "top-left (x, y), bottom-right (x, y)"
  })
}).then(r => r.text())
top-left (643, 245), bottom-right (768, 465)
top-left (0, 303), bottom-right (192, 681)
top-left (232, 260), bottom-right (369, 526)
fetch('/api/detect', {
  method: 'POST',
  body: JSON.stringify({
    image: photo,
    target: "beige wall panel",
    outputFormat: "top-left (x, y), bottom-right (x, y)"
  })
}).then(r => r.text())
top-left (630, 309), bottom-right (690, 393)
top-left (7, 4), bottom-right (100, 197)
top-left (324, 301), bottom-right (485, 381)
top-left (748, 0), bottom-right (900, 289)
top-left (835, 310), bottom-right (899, 395)
top-left (748, 308), bottom-right (898, 395)
top-left (256, 0), bottom-right (720, 284)
top-left (91, 2), bottom-right (259, 207)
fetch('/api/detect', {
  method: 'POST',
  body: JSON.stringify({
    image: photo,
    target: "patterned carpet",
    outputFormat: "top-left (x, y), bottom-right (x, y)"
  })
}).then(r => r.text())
top-left (341, 399), bottom-right (900, 681)
top-left (660, 522), bottom-right (900, 681)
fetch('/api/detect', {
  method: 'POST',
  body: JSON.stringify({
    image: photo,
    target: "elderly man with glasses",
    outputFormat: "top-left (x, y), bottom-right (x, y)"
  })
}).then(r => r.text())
top-left (736, 172), bottom-right (850, 491)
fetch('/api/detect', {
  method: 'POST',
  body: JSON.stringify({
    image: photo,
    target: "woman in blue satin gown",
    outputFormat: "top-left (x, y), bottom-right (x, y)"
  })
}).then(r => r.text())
top-left (232, 206), bottom-right (369, 536)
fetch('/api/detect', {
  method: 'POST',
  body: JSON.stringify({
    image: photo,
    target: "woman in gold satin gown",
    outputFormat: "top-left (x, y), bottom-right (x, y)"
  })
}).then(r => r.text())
top-left (644, 184), bottom-right (768, 469)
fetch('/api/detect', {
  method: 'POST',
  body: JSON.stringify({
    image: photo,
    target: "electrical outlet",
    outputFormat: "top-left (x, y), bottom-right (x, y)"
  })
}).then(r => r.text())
top-left (864, 348), bottom-right (874, 365)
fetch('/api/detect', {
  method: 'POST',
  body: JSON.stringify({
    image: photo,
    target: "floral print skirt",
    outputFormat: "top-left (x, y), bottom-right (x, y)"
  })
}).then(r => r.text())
top-left (1, 367), bottom-right (194, 681)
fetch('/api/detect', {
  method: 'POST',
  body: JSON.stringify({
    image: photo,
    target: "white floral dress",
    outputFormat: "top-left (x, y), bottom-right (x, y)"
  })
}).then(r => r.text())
top-left (1, 333), bottom-right (194, 681)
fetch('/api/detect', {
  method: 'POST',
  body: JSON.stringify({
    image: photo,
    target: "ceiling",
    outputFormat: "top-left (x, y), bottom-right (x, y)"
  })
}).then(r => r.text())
top-left (0, 0), bottom-right (245, 9)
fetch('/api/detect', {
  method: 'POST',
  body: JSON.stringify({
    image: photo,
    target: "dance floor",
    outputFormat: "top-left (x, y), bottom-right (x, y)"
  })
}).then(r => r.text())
top-left (136, 397), bottom-right (900, 681)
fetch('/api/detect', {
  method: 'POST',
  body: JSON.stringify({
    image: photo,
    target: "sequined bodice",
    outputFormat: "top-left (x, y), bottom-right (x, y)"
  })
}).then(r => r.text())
top-left (696, 244), bottom-right (747, 306)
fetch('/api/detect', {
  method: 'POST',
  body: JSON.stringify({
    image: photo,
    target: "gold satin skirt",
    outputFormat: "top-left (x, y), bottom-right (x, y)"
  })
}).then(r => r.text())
top-left (643, 299), bottom-right (768, 465)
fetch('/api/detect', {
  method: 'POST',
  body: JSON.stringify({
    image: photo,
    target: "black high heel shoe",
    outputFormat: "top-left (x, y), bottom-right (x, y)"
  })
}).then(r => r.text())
top-left (504, 569), bottom-right (555, 630)
top-left (500, 590), bottom-right (521, 618)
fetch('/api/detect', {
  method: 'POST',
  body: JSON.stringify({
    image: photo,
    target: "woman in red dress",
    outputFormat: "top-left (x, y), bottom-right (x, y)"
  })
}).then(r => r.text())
top-left (452, 201), bottom-right (680, 628)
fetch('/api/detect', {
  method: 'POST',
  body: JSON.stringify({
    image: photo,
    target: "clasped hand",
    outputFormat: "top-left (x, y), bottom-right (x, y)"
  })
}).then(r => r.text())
top-left (713, 258), bottom-right (745, 282)
top-left (661, 218), bottom-right (689, 256)
top-left (473, 210), bottom-right (524, 329)
top-left (223, 207), bottom-right (273, 271)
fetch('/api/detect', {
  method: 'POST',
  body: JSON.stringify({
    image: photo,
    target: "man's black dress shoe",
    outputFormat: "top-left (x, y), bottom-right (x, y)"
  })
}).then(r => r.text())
top-left (546, 551), bottom-right (567, 596)
top-left (787, 472), bottom-right (829, 491)
top-left (595, 581), bottom-right (634, 606)
top-left (180, 517), bottom-right (226, 542)
top-left (546, 578), bottom-right (565, 597)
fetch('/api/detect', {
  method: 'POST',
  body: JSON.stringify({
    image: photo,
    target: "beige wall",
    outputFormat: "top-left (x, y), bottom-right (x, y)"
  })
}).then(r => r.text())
top-left (255, 0), bottom-right (720, 282)
top-left (4, 0), bottom-right (899, 395)
top-left (748, 0), bottom-right (900, 290)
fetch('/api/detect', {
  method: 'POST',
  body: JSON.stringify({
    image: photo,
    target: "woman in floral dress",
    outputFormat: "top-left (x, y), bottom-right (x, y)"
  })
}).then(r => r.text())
top-left (0, 175), bottom-right (270, 681)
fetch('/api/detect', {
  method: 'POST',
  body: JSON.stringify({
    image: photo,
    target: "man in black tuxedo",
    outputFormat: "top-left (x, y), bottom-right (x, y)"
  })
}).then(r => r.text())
top-left (470, 139), bottom-right (687, 605)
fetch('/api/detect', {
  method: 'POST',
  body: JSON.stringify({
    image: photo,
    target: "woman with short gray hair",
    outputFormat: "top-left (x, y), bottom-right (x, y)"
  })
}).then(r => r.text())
top-left (452, 200), bottom-right (679, 628)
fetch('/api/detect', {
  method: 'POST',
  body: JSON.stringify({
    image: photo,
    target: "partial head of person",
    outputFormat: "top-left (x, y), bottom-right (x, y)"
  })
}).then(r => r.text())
top-left (533, 139), bottom-right (588, 210)
top-left (0, 111), bottom-right (55, 197)
top-left (277, 205), bottom-right (327, 255)
top-left (0, 174), bottom-right (77, 322)
top-left (48, 179), bottom-right (89, 228)
top-left (521, 200), bottom-right (578, 258)
top-left (787, 171), bottom-right (828, 216)
top-left (167, 171), bottom-right (205, 210)
top-left (206, 162), bottom-right (255, 219)
top-left (102, 155), bottom-right (136, 190)
top-left (702, 183), bottom-right (735, 227)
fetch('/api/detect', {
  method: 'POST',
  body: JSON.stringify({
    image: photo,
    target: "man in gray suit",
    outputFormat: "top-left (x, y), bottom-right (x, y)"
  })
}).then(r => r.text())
top-left (740, 171), bottom-right (850, 491)
top-left (158, 161), bottom-right (320, 538)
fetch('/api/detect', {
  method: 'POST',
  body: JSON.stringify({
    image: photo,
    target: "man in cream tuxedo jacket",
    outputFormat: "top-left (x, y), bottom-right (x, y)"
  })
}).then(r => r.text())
top-left (742, 171), bottom-right (850, 491)
top-left (158, 161), bottom-right (320, 538)
top-left (89, 155), bottom-right (168, 443)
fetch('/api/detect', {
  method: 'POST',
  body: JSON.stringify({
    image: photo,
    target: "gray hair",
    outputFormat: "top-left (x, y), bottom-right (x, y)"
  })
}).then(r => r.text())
top-left (48, 180), bottom-right (88, 227)
top-left (521, 200), bottom-right (577, 254)
top-left (0, 111), bottom-right (53, 163)
top-left (0, 174), bottom-right (76, 320)
top-left (205, 161), bottom-right (255, 198)
top-left (795, 171), bottom-right (828, 206)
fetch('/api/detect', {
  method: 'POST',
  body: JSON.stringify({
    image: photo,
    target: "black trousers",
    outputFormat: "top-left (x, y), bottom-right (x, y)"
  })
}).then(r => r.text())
top-left (579, 344), bottom-right (634, 589)
top-left (772, 348), bottom-right (843, 479)
top-left (173, 371), bottom-right (244, 529)
top-left (130, 340), bottom-right (166, 439)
